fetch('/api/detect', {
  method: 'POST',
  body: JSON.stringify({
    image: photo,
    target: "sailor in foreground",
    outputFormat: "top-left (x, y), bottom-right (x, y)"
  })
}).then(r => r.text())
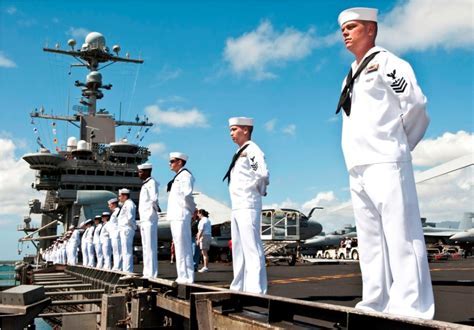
top-left (100, 212), bottom-right (113, 270)
top-left (107, 198), bottom-right (122, 271)
top-left (138, 163), bottom-right (160, 279)
top-left (336, 7), bottom-right (434, 319)
top-left (167, 152), bottom-right (196, 284)
top-left (118, 188), bottom-right (137, 274)
top-left (93, 215), bottom-right (104, 268)
top-left (224, 117), bottom-right (269, 294)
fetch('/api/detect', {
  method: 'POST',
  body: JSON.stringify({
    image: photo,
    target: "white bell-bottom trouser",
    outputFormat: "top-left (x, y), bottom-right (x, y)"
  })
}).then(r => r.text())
top-left (120, 227), bottom-right (135, 273)
top-left (81, 242), bottom-right (88, 266)
top-left (102, 240), bottom-right (112, 270)
top-left (140, 220), bottom-right (158, 278)
top-left (66, 246), bottom-right (76, 265)
top-left (349, 161), bottom-right (434, 319)
top-left (170, 213), bottom-right (194, 284)
top-left (111, 235), bottom-right (122, 271)
top-left (230, 208), bottom-right (267, 294)
top-left (94, 242), bottom-right (103, 268)
top-left (86, 242), bottom-right (95, 267)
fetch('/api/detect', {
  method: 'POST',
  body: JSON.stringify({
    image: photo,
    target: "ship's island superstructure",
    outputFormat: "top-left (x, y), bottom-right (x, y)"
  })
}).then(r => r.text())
top-left (20, 32), bottom-right (152, 251)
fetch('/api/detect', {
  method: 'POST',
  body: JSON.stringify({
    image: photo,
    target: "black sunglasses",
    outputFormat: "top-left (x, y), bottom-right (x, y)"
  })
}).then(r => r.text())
top-left (169, 159), bottom-right (179, 164)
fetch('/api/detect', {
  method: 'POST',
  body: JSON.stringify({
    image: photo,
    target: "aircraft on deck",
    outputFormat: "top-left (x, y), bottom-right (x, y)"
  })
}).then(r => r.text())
top-left (302, 224), bottom-right (357, 249)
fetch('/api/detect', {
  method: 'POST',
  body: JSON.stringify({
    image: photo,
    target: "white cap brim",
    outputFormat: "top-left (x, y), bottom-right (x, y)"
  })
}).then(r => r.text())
top-left (138, 163), bottom-right (152, 170)
top-left (229, 117), bottom-right (254, 127)
top-left (119, 188), bottom-right (130, 195)
top-left (338, 7), bottom-right (378, 27)
top-left (169, 152), bottom-right (188, 161)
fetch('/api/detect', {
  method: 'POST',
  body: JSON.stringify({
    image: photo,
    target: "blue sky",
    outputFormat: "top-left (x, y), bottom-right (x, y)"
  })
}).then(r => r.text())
top-left (0, 0), bottom-right (472, 260)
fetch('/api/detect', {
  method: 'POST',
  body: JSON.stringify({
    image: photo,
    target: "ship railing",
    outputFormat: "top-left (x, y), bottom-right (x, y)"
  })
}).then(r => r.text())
top-left (56, 265), bottom-right (463, 329)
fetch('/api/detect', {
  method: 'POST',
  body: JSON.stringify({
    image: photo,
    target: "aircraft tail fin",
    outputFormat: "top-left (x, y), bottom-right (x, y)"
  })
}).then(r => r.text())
top-left (459, 212), bottom-right (473, 230)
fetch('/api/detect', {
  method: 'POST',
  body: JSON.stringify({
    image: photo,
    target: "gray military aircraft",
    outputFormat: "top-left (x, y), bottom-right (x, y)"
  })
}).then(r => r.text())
top-left (423, 212), bottom-right (473, 244)
top-left (301, 224), bottom-right (357, 249)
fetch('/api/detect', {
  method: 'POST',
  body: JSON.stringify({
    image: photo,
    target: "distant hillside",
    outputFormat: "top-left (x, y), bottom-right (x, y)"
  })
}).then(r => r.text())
top-left (436, 221), bottom-right (460, 229)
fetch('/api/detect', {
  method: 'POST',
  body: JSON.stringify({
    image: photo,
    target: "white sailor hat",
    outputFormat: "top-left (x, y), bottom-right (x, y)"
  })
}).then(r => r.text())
top-left (84, 219), bottom-right (93, 225)
top-left (228, 117), bottom-right (254, 127)
top-left (118, 188), bottom-right (130, 195)
top-left (102, 211), bottom-right (110, 216)
top-left (138, 163), bottom-right (152, 170)
top-left (108, 197), bottom-right (118, 204)
top-left (94, 215), bottom-right (101, 220)
top-left (338, 7), bottom-right (378, 27)
top-left (169, 152), bottom-right (188, 161)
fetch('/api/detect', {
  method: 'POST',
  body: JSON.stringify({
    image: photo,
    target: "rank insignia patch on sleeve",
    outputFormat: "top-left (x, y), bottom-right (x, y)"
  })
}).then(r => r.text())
top-left (390, 77), bottom-right (407, 93)
top-left (250, 156), bottom-right (258, 171)
top-left (387, 69), bottom-right (407, 93)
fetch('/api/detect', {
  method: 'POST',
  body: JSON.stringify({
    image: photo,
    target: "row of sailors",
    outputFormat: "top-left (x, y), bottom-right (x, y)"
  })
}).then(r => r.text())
top-left (42, 209), bottom-right (122, 270)
top-left (43, 150), bottom-right (194, 284)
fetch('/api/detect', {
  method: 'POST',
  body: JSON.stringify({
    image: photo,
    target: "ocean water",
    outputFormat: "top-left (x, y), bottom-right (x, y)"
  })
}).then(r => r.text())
top-left (0, 263), bottom-right (16, 287)
top-left (35, 318), bottom-right (52, 329)
top-left (0, 263), bottom-right (52, 329)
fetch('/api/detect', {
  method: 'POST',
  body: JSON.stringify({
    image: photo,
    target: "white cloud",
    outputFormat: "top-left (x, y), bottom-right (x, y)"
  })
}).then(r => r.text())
top-left (224, 20), bottom-right (317, 80)
top-left (154, 65), bottom-right (182, 85)
top-left (282, 124), bottom-right (296, 136)
top-left (378, 0), bottom-right (474, 53)
top-left (67, 27), bottom-right (91, 39)
top-left (264, 119), bottom-right (277, 132)
top-left (157, 95), bottom-right (187, 105)
top-left (412, 131), bottom-right (473, 167)
top-left (6, 6), bottom-right (17, 15)
top-left (264, 198), bottom-right (300, 210)
top-left (302, 191), bottom-right (338, 211)
top-left (0, 138), bottom-right (43, 216)
top-left (148, 142), bottom-right (167, 157)
top-left (417, 166), bottom-right (473, 222)
top-left (0, 52), bottom-right (17, 68)
top-left (145, 105), bottom-right (209, 130)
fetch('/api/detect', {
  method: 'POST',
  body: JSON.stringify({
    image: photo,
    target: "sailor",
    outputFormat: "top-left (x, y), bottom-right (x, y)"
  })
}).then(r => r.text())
top-left (100, 212), bottom-right (113, 270)
top-left (93, 215), bottom-right (104, 268)
top-left (66, 224), bottom-right (81, 265)
top-left (137, 163), bottom-right (160, 279)
top-left (224, 117), bottom-right (269, 294)
top-left (107, 198), bottom-right (122, 271)
top-left (117, 188), bottom-right (137, 274)
top-left (167, 152), bottom-right (196, 284)
top-left (336, 7), bottom-right (434, 318)
top-left (59, 238), bottom-right (67, 264)
top-left (81, 220), bottom-right (90, 266)
top-left (83, 219), bottom-right (95, 267)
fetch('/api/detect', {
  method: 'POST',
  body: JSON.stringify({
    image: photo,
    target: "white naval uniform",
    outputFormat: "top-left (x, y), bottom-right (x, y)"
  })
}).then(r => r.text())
top-left (167, 168), bottom-right (196, 284)
top-left (228, 140), bottom-right (269, 294)
top-left (139, 177), bottom-right (160, 278)
top-left (66, 230), bottom-right (81, 265)
top-left (100, 221), bottom-right (113, 270)
top-left (93, 223), bottom-right (104, 268)
top-left (340, 46), bottom-right (434, 319)
top-left (80, 229), bottom-right (88, 266)
top-left (84, 226), bottom-right (95, 267)
top-left (109, 208), bottom-right (122, 270)
top-left (117, 199), bottom-right (137, 273)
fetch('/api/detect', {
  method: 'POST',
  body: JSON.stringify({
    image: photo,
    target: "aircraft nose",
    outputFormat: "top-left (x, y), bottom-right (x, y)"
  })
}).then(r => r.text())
top-left (304, 220), bottom-right (323, 239)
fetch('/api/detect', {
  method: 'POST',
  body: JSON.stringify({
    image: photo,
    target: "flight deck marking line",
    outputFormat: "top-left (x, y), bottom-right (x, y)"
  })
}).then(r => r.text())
top-left (269, 268), bottom-right (474, 285)
top-left (269, 273), bottom-right (361, 285)
top-left (430, 267), bottom-right (474, 272)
